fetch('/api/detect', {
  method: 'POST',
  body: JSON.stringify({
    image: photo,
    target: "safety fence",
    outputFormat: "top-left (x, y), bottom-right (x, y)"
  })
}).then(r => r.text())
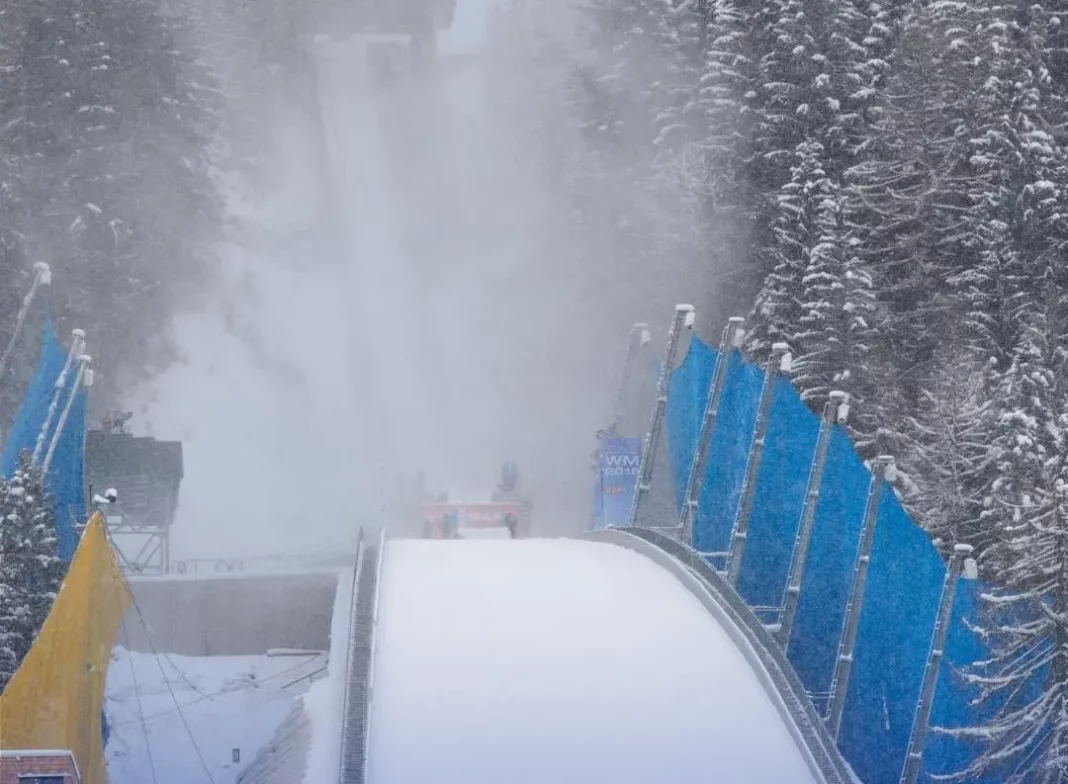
top-left (599, 309), bottom-right (998, 784)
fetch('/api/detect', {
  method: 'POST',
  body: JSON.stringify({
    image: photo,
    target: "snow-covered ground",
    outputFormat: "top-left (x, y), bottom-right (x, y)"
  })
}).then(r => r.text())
top-left (104, 647), bottom-right (325, 784)
top-left (366, 538), bottom-right (817, 783)
top-left (300, 564), bottom-right (354, 783)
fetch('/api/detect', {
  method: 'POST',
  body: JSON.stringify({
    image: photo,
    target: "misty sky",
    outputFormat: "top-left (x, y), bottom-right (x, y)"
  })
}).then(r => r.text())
top-left (124, 0), bottom-right (697, 560)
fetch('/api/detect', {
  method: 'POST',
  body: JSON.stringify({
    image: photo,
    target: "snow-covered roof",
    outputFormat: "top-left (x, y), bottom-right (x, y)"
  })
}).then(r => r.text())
top-left (0, 749), bottom-right (80, 780)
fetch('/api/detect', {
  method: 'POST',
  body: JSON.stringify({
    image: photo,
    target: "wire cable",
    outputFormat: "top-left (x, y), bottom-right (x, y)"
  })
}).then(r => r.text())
top-left (119, 614), bottom-right (160, 784)
top-left (127, 591), bottom-right (218, 784)
top-left (109, 652), bottom-right (325, 728)
top-left (147, 646), bottom-right (218, 784)
top-left (103, 520), bottom-right (217, 783)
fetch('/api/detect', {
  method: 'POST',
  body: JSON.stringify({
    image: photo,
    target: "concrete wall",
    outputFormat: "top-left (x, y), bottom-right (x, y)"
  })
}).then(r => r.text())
top-left (122, 570), bottom-right (340, 656)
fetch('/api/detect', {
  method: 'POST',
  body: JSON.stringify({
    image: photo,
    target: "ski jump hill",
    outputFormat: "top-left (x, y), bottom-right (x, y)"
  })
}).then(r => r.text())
top-left (241, 529), bottom-right (855, 784)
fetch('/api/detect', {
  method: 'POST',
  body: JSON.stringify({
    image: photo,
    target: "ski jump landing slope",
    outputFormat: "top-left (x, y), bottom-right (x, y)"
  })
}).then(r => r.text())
top-left (363, 536), bottom-right (842, 784)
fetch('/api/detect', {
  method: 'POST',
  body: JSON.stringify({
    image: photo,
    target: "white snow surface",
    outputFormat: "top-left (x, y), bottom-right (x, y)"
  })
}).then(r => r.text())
top-left (104, 647), bottom-right (323, 784)
top-left (366, 538), bottom-right (818, 783)
top-left (300, 564), bottom-right (355, 784)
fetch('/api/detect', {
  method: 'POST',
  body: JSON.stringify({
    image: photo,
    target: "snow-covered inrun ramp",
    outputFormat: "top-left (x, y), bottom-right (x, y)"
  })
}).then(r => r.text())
top-left (365, 538), bottom-right (819, 783)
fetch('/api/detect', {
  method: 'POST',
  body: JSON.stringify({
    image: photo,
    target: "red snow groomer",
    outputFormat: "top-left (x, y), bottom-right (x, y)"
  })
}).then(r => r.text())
top-left (421, 502), bottom-right (523, 540)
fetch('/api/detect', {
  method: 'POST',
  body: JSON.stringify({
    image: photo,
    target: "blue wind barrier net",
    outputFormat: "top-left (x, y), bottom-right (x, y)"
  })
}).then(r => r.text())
top-left (735, 376), bottom-right (820, 612)
top-left (699, 355), bottom-right (762, 554)
top-left (1, 318), bottom-right (67, 475)
top-left (839, 487), bottom-right (945, 783)
top-left (779, 426), bottom-right (870, 699)
top-left (664, 337), bottom-right (712, 511)
top-left (664, 338), bottom-right (763, 557)
top-left (45, 388), bottom-right (86, 561)
top-left (1, 317), bottom-right (86, 561)
top-left (662, 334), bottom-right (991, 781)
top-left (924, 579), bottom-right (996, 782)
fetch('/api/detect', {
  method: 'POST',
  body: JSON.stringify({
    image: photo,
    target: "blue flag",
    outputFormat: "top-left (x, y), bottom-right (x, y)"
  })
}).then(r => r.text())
top-left (593, 437), bottom-right (641, 529)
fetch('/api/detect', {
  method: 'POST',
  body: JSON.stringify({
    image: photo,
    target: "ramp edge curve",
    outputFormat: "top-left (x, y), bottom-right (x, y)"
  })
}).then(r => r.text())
top-left (582, 527), bottom-right (857, 784)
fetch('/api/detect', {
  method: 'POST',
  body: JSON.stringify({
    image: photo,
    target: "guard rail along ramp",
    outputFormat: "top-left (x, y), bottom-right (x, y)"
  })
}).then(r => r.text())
top-left (339, 528), bottom-right (384, 784)
top-left (583, 526), bottom-right (856, 784)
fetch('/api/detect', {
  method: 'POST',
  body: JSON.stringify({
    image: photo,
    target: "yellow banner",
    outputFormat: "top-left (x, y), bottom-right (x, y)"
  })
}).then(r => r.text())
top-left (0, 512), bottom-right (131, 784)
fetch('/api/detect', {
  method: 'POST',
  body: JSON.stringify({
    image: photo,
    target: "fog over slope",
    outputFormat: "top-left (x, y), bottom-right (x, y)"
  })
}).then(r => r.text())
top-left (125, 0), bottom-right (711, 558)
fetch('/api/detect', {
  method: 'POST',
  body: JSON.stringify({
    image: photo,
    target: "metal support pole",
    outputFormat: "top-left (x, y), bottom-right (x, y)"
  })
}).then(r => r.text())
top-left (41, 354), bottom-right (90, 476)
top-left (900, 543), bottom-right (976, 784)
top-left (678, 317), bottom-right (745, 545)
top-left (628, 305), bottom-right (694, 528)
top-left (0, 262), bottom-right (50, 388)
top-left (725, 343), bottom-right (791, 585)
top-left (826, 455), bottom-right (893, 739)
top-left (32, 329), bottom-right (85, 466)
top-left (778, 390), bottom-right (849, 645)
top-left (612, 322), bottom-right (651, 431)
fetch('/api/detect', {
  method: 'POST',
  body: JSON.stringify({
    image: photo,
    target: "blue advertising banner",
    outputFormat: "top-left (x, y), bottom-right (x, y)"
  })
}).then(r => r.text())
top-left (594, 437), bottom-right (641, 529)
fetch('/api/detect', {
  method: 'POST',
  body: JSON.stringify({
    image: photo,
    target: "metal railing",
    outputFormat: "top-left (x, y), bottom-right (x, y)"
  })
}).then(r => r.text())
top-left (583, 526), bottom-right (856, 784)
top-left (338, 529), bottom-right (383, 784)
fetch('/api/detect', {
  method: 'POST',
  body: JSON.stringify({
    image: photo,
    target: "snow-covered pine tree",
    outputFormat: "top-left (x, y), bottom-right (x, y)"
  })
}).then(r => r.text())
top-left (1, 0), bottom-right (221, 407)
top-left (790, 139), bottom-right (880, 447)
top-left (936, 2), bottom-right (1068, 777)
top-left (691, 0), bottom-right (758, 216)
top-left (643, 0), bottom-right (763, 307)
top-left (857, 0), bottom-right (1068, 538)
top-left (744, 142), bottom-right (814, 359)
top-left (897, 343), bottom-right (997, 546)
top-left (0, 451), bottom-right (63, 692)
top-left (743, 0), bottom-right (892, 388)
top-left (948, 281), bottom-right (1068, 782)
top-left (835, 0), bottom-right (992, 471)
